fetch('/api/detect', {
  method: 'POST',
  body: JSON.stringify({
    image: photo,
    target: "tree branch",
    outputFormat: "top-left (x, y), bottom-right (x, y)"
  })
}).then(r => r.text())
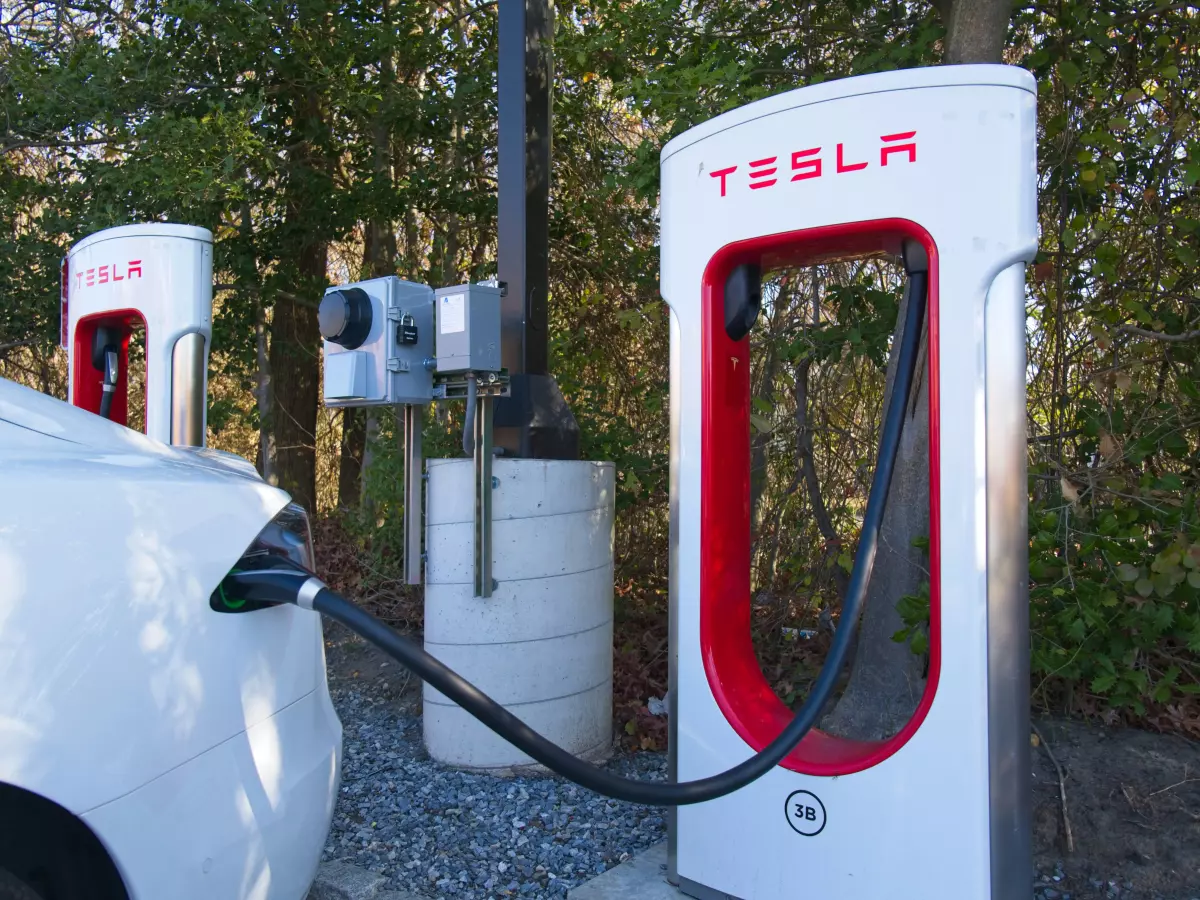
top-left (1118, 325), bottom-right (1200, 343)
top-left (0, 337), bottom-right (39, 354)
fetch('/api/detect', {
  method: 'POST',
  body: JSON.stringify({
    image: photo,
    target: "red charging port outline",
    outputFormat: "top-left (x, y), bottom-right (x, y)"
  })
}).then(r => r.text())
top-left (71, 309), bottom-right (149, 430)
top-left (700, 217), bottom-right (941, 775)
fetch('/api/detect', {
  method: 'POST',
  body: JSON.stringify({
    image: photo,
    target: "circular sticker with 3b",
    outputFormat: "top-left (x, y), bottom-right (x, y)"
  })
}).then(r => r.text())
top-left (784, 790), bottom-right (826, 836)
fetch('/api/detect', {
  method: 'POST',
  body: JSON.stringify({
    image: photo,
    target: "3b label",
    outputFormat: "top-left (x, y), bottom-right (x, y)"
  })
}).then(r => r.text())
top-left (784, 790), bottom-right (826, 836)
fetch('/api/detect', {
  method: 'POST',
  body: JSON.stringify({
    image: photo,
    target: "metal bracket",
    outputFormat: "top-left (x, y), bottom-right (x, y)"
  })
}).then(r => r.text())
top-left (402, 404), bottom-right (424, 585)
top-left (432, 370), bottom-right (510, 401)
top-left (430, 371), bottom-right (507, 598)
top-left (473, 393), bottom-right (494, 598)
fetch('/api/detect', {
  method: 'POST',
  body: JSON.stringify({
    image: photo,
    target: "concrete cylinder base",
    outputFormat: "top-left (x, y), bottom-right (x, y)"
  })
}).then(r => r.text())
top-left (423, 458), bottom-right (615, 773)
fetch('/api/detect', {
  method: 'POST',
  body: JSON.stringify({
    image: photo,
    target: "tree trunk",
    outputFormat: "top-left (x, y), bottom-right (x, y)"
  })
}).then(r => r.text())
top-left (338, 408), bottom-right (365, 507)
top-left (268, 252), bottom-right (324, 512)
top-left (821, 281), bottom-right (930, 738)
top-left (823, 2), bottom-right (1010, 738)
top-left (360, 410), bottom-right (381, 514)
top-left (940, 0), bottom-right (1012, 65)
top-left (256, 297), bottom-right (276, 485)
top-left (268, 80), bottom-right (329, 513)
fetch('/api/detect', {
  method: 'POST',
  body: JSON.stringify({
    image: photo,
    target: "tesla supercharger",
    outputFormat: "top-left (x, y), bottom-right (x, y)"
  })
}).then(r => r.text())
top-left (661, 66), bottom-right (1037, 900)
top-left (63, 223), bottom-right (213, 445)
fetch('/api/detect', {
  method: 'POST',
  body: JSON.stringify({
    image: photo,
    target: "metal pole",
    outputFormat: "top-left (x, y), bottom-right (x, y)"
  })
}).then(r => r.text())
top-left (403, 404), bottom-right (424, 585)
top-left (497, 0), bottom-right (551, 378)
top-left (473, 395), bottom-right (494, 598)
top-left (495, 0), bottom-right (580, 460)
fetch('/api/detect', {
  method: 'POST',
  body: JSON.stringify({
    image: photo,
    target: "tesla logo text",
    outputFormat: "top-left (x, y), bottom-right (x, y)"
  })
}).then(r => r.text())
top-left (74, 260), bottom-right (143, 289)
top-left (710, 131), bottom-right (917, 198)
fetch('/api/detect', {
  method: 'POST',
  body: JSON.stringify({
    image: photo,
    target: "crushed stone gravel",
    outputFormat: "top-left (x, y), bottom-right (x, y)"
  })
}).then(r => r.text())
top-left (323, 679), bottom-right (667, 899)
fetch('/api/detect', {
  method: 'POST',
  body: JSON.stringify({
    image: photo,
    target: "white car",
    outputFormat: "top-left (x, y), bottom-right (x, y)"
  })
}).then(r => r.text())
top-left (0, 377), bottom-right (341, 900)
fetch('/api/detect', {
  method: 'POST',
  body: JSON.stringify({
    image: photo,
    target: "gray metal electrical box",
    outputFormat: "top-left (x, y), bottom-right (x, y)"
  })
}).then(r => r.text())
top-left (434, 284), bottom-right (502, 373)
top-left (320, 276), bottom-right (435, 407)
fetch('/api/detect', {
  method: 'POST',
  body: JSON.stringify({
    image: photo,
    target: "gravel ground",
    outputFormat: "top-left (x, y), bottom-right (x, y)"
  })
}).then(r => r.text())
top-left (323, 678), bottom-right (667, 899)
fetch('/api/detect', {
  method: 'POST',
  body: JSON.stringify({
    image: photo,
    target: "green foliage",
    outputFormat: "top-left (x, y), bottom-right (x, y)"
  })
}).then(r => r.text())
top-left (1030, 502), bottom-right (1200, 716)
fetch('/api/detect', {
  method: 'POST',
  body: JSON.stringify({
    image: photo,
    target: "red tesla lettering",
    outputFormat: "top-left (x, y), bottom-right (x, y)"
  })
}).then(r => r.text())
top-left (86, 268), bottom-right (95, 286)
top-left (710, 166), bottom-right (738, 197)
top-left (99, 265), bottom-right (109, 284)
top-left (880, 131), bottom-right (917, 165)
top-left (748, 156), bottom-right (778, 190)
top-left (113, 265), bottom-right (124, 281)
top-left (128, 260), bottom-right (142, 279)
top-left (75, 272), bottom-right (83, 290)
top-left (836, 143), bottom-right (867, 173)
top-left (791, 148), bottom-right (821, 181)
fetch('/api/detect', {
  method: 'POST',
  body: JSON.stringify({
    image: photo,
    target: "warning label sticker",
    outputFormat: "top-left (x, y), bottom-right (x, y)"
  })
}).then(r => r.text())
top-left (440, 292), bottom-right (466, 334)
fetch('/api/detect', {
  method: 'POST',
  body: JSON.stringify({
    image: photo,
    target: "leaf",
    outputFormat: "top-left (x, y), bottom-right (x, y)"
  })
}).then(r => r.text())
top-left (1091, 673), bottom-right (1117, 693)
top-left (1135, 578), bottom-right (1155, 598)
top-left (1099, 431), bottom-right (1120, 464)
top-left (1116, 563), bottom-right (1139, 583)
top-left (749, 413), bottom-right (774, 434)
top-left (1188, 571), bottom-right (1200, 589)
top-left (1162, 432), bottom-right (1189, 458)
top-left (1155, 474), bottom-right (1184, 491)
top-left (1057, 60), bottom-right (1082, 87)
top-left (1060, 476), bottom-right (1081, 505)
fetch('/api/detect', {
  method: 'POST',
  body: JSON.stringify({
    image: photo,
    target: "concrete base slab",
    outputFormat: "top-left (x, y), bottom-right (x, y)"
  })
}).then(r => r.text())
top-left (567, 842), bottom-right (678, 900)
top-left (306, 861), bottom-right (422, 900)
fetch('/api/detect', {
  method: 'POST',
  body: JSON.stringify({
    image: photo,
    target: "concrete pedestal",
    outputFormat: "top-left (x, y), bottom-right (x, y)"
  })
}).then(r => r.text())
top-left (423, 458), bottom-right (615, 772)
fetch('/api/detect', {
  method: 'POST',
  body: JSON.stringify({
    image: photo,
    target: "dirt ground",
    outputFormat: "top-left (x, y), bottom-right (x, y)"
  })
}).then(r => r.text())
top-left (1031, 718), bottom-right (1200, 900)
top-left (324, 624), bottom-right (1200, 899)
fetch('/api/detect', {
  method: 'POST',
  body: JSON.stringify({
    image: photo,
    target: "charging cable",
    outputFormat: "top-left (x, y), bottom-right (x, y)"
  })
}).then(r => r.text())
top-left (221, 274), bottom-right (927, 806)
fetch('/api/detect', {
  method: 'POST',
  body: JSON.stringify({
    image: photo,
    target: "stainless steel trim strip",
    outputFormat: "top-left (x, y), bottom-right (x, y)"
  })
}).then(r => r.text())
top-left (170, 332), bottom-right (207, 446)
top-left (666, 305), bottom-right (681, 885)
top-left (985, 263), bottom-right (1032, 899)
top-left (474, 395), bottom-right (495, 598)
top-left (403, 404), bottom-right (425, 585)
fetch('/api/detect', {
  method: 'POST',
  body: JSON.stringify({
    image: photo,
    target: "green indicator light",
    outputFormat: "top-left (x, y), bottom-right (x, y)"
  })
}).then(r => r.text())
top-left (219, 569), bottom-right (247, 610)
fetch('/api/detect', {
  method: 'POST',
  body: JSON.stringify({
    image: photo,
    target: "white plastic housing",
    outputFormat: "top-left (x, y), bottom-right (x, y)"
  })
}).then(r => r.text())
top-left (662, 66), bottom-right (1037, 900)
top-left (321, 276), bottom-right (435, 407)
top-left (65, 223), bottom-right (213, 445)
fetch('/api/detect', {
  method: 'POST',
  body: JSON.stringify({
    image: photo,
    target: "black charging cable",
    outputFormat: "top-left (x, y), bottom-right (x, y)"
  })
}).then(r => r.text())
top-left (221, 274), bottom-right (927, 806)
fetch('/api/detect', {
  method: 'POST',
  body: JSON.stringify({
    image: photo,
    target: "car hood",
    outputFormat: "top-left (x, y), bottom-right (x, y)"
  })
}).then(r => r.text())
top-left (0, 377), bottom-right (264, 483)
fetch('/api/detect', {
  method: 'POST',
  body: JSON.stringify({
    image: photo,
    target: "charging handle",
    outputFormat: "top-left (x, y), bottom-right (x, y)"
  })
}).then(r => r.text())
top-left (724, 263), bottom-right (761, 341)
top-left (91, 325), bottom-right (123, 420)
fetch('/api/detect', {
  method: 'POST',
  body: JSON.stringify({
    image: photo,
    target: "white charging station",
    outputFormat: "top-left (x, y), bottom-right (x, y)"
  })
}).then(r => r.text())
top-left (660, 65), bottom-right (1037, 900)
top-left (63, 223), bottom-right (213, 445)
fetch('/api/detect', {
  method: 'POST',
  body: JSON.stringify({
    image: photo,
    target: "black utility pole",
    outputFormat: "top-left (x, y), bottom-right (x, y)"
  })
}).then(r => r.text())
top-left (494, 0), bottom-right (580, 459)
